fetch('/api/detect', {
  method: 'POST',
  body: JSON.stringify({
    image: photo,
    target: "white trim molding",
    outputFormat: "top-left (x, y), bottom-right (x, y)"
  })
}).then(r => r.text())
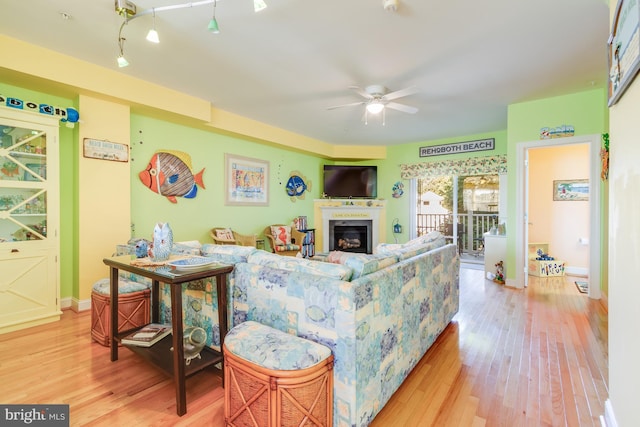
top-left (600, 399), bottom-right (618, 427)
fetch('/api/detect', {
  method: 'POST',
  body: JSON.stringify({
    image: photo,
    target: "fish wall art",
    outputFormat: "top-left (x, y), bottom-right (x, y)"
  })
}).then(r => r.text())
top-left (139, 150), bottom-right (205, 203)
top-left (285, 170), bottom-right (311, 202)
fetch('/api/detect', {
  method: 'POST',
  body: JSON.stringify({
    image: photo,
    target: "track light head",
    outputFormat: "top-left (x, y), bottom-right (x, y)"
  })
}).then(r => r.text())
top-left (117, 55), bottom-right (129, 67)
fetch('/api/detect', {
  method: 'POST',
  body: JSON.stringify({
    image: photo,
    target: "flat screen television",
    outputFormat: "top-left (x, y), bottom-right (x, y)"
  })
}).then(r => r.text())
top-left (323, 165), bottom-right (377, 198)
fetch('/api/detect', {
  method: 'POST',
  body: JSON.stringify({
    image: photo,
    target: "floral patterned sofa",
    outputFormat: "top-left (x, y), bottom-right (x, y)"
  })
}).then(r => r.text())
top-left (211, 232), bottom-right (458, 427)
top-left (115, 232), bottom-right (459, 427)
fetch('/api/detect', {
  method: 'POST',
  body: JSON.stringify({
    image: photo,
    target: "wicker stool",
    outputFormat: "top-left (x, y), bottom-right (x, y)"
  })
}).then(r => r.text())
top-left (90, 277), bottom-right (151, 347)
top-left (224, 321), bottom-right (334, 427)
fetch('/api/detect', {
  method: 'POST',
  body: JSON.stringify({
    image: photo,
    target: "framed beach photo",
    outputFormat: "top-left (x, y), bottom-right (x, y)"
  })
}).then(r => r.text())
top-left (224, 154), bottom-right (269, 206)
top-left (553, 179), bottom-right (589, 201)
top-left (608, 0), bottom-right (640, 106)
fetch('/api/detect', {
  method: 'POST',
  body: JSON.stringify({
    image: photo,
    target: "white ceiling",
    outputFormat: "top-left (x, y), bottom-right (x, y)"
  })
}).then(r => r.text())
top-left (0, 0), bottom-right (610, 146)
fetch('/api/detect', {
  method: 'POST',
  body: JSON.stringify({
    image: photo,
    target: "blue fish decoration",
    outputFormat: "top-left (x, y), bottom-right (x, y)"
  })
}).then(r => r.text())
top-left (286, 171), bottom-right (311, 201)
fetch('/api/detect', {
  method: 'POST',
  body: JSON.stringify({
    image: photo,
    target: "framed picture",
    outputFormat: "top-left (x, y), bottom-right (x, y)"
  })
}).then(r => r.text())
top-left (553, 179), bottom-right (589, 201)
top-left (225, 154), bottom-right (269, 206)
top-left (83, 138), bottom-right (129, 162)
top-left (608, 0), bottom-right (640, 106)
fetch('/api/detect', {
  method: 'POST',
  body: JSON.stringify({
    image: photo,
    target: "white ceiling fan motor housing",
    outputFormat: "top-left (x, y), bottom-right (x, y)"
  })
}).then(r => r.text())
top-left (383, 0), bottom-right (398, 12)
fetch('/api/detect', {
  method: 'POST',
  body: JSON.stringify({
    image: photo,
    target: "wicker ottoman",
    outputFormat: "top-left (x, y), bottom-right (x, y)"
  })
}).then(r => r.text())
top-left (90, 277), bottom-right (151, 347)
top-left (224, 321), bottom-right (334, 427)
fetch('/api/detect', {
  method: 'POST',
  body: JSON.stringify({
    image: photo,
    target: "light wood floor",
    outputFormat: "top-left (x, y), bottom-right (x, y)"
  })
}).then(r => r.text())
top-left (0, 268), bottom-right (608, 426)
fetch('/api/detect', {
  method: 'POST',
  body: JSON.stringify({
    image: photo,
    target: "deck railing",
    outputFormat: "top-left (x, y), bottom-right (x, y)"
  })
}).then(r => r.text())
top-left (417, 212), bottom-right (497, 254)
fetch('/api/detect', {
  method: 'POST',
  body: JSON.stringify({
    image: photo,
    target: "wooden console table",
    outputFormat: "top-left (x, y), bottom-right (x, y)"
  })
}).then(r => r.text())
top-left (103, 255), bottom-right (234, 416)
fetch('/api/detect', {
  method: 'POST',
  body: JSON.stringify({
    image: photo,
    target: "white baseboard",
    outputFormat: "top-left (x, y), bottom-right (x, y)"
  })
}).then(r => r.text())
top-left (60, 297), bottom-right (73, 310)
top-left (62, 297), bottom-right (91, 312)
top-left (600, 399), bottom-right (618, 427)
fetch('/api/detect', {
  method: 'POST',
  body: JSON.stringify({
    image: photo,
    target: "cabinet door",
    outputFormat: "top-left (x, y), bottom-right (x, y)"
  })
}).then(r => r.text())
top-left (0, 247), bottom-right (59, 330)
top-left (0, 110), bottom-right (60, 333)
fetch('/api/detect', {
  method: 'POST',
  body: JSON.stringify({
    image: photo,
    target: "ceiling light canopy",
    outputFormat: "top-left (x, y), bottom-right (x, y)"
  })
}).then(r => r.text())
top-left (114, 0), bottom-right (267, 66)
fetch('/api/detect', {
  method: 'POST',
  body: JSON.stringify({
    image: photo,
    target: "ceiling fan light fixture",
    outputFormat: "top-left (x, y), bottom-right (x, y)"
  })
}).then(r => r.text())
top-left (366, 101), bottom-right (385, 114)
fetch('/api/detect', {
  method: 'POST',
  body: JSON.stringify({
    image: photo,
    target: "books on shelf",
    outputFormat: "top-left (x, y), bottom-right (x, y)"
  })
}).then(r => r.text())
top-left (294, 216), bottom-right (307, 231)
top-left (121, 323), bottom-right (172, 347)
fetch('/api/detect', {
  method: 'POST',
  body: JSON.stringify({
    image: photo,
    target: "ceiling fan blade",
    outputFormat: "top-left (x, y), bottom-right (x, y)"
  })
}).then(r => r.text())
top-left (327, 101), bottom-right (366, 110)
top-left (386, 102), bottom-right (418, 114)
top-left (382, 86), bottom-right (420, 101)
top-left (349, 86), bottom-right (374, 99)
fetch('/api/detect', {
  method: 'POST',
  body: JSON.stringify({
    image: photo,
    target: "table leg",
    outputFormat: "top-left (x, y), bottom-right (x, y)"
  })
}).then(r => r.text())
top-left (110, 266), bottom-right (119, 362)
top-left (171, 283), bottom-right (187, 416)
top-left (217, 274), bottom-right (228, 387)
top-left (151, 279), bottom-right (160, 323)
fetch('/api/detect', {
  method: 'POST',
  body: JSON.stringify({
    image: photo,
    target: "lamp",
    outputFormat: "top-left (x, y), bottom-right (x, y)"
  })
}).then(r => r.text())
top-left (146, 9), bottom-right (160, 43)
top-left (208, 0), bottom-right (220, 34)
top-left (115, 0), bottom-right (268, 65)
top-left (366, 100), bottom-right (385, 114)
top-left (117, 20), bottom-right (129, 67)
top-left (254, 0), bottom-right (267, 12)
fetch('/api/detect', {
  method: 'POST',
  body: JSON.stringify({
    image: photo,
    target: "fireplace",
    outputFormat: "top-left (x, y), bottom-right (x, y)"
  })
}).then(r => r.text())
top-left (329, 220), bottom-right (372, 254)
top-left (318, 200), bottom-right (386, 253)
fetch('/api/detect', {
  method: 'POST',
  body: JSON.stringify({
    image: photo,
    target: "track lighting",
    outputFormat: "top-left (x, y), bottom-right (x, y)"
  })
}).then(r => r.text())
top-left (208, 0), bottom-right (220, 34)
top-left (146, 9), bottom-right (159, 43)
top-left (254, 0), bottom-right (267, 12)
top-left (117, 20), bottom-right (129, 67)
top-left (117, 55), bottom-right (129, 68)
top-left (114, 0), bottom-right (268, 66)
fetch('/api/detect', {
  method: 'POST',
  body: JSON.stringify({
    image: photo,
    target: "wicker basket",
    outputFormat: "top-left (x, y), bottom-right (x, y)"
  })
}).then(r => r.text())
top-left (224, 344), bottom-right (334, 427)
top-left (90, 288), bottom-right (151, 347)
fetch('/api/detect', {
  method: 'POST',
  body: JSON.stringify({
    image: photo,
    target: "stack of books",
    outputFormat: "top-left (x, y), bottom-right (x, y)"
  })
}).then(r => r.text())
top-left (295, 216), bottom-right (308, 231)
top-left (121, 323), bottom-right (172, 347)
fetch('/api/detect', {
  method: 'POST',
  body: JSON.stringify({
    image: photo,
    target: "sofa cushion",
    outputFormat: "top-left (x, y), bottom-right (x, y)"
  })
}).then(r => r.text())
top-left (247, 250), bottom-right (353, 281)
top-left (201, 243), bottom-right (257, 264)
top-left (225, 321), bottom-right (332, 370)
top-left (326, 251), bottom-right (398, 279)
top-left (375, 230), bottom-right (446, 255)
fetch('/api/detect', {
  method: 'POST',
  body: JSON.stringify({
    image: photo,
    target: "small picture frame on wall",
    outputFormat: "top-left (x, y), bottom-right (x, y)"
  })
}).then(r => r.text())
top-left (224, 154), bottom-right (269, 206)
top-left (608, 0), bottom-right (640, 106)
top-left (83, 138), bottom-right (129, 162)
top-left (553, 179), bottom-right (589, 201)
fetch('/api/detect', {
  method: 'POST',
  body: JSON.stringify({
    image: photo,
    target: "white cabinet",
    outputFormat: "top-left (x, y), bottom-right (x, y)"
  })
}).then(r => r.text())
top-left (484, 233), bottom-right (506, 277)
top-left (0, 109), bottom-right (60, 333)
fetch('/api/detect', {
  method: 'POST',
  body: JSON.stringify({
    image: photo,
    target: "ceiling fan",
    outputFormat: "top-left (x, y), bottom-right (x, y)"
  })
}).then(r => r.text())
top-left (327, 85), bottom-right (419, 122)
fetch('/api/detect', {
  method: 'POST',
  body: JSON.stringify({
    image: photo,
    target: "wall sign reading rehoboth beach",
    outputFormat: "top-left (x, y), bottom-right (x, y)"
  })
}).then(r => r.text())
top-left (419, 138), bottom-right (495, 158)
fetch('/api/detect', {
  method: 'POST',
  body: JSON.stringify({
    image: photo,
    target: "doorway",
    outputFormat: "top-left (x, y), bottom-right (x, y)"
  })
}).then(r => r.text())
top-left (416, 174), bottom-right (503, 262)
top-left (515, 134), bottom-right (601, 299)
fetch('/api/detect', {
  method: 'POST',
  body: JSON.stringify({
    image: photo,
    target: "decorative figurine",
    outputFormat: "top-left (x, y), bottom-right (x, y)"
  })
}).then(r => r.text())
top-left (149, 222), bottom-right (173, 261)
top-left (536, 249), bottom-right (554, 261)
top-left (494, 261), bottom-right (505, 285)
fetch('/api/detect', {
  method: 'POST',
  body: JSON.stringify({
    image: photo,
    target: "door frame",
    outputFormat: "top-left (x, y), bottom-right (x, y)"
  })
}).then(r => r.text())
top-left (515, 134), bottom-right (601, 299)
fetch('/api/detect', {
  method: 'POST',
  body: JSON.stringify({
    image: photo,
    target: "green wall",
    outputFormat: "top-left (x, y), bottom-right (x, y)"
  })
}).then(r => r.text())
top-left (129, 114), bottom-right (325, 244)
top-left (506, 88), bottom-right (608, 282)
top-left (0, 83), bottom-right (76, 300)
top-left (1, 81), bottom-right (608, 301)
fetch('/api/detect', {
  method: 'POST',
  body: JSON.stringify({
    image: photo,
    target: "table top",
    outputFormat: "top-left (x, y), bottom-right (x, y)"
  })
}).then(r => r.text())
top-left (103, 254), bottom-right (234, 284)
